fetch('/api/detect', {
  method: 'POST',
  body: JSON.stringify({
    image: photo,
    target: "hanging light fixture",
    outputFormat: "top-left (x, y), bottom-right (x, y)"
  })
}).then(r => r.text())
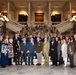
top-left (70, 16), bottom-right (76, 34)
top-left (70, 16), bottom-right (76, 22)
top-left (0, 12), bottom-right (9, 37)
top-left (0, 13), bottom-right (9, 22)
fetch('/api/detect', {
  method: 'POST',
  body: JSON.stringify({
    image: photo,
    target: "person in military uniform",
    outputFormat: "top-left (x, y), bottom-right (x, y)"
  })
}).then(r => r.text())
top-left (36, 37), bottom-right (43, 65)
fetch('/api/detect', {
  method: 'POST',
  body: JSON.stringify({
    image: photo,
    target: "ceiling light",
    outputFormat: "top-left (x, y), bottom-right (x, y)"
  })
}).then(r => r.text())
top-left (70, 16), bottom-right (76, 22)
top-left (0, 13), bottom-right (1, 15)
top-left (0, 13), bottom-right (9, 22)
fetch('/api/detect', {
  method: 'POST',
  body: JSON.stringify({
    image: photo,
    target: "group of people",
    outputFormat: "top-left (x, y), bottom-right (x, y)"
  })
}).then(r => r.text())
top-left (0, 25), bottom-right (76, 68)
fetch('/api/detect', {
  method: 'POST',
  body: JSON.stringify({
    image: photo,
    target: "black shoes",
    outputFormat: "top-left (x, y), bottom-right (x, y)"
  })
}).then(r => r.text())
top-left (36, 63), bottom-right (41, 66)
top-left (28, 64), bottom-right (30, 66)
top-left (31, 64), bottom-right (34, 65)
top-left (25, 63), bottom-right (27, 65)
top-left (2, 66), bottom-right (6, 68)
top-left (28, 64), bottom-right (34, 66)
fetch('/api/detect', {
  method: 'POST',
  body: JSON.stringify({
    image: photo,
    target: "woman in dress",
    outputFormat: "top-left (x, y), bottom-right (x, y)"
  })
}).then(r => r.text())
top-left (1, 39), bottom-right (9, 68)
top-left (61, 39), bottom-right (67, 67)
top-left (14, 40), bottom-right (20, 65)
top-left (8, 38), bottom-right (14, 66)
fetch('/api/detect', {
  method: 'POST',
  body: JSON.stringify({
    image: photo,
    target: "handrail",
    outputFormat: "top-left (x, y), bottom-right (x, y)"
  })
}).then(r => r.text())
top-left (11, 20), bottom-right (24, 26)
top-left (57, 20), bottom-right (69, 25)
top-left (8, 21), bottom-right (21, 28)
top-left (6, 23), bottom-right (21, 32)
top-left (57, 22), bottom-right (73, 33)
top-left (56, 20), bottom-right (70, 28)
top-left (9, 20), bottom-right (24, 28)
top-left (57, 21), bottom-right (73, 29)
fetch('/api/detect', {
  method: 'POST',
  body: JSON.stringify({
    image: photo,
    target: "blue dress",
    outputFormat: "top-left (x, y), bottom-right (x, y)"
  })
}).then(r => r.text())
top-left (1, 43), bottom-right (9, 67)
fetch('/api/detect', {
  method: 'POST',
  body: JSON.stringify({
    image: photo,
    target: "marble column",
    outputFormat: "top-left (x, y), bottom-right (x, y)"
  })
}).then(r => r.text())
top-left (69, 1), bottom-right (72, 19)
top-left (62, 11), bottom-right (65, 21)
top-left (48, 2), bottom-right (51, 27)
top-left (7, 1), bottom-right (10, 19)
top-left (28, 1), bottom-right (31, 27)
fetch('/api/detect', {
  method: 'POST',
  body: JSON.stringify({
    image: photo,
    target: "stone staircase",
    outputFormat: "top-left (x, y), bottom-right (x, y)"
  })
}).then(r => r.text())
top-left (0, 20), bottom-right (24, 32)
top-left (52, 20), bottom-right (73, 33)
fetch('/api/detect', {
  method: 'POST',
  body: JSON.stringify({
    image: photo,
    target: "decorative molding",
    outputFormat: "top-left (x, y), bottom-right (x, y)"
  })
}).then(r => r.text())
top-left (0, 0), bottom-right (71, 1)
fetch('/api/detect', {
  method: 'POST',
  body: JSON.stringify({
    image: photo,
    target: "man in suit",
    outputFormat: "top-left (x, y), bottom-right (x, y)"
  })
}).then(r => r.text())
top-left (13, 32), bottom-right (19, 62)
top-left (27, 37), bottom-right (35, 65)
top-left (20, 36), bottom-right (27, 65)
top-left (67, 38), bottom-right (74, 68)
top-left (50, 37), bottom-right (58, 66)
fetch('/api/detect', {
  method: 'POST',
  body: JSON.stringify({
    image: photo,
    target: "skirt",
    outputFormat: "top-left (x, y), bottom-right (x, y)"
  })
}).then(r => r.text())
top-left (1, 53), bottom-right (9, 66)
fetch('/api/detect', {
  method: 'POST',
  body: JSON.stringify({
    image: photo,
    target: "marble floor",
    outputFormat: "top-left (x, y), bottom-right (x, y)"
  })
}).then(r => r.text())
top-left (0, 64), bottom-right (76, 75)
top-left (0, 58), bottom-right (76, 75)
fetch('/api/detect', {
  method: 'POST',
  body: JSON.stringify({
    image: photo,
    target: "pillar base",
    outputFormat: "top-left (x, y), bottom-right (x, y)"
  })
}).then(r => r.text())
top-left (48, 22), bottom-right (52, 28)
top-left (27, 21), bottom-right (31, 27)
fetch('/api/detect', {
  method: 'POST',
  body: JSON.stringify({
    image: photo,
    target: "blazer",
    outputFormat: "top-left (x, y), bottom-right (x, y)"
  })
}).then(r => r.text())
top-left (20, 42), bottom-right (27, 53)
top-left (50, 41), bottom-right (58, 53)
top-left (27, 42), bottom-right (36, 53)
top-left (67, 42), bottom-right (74, 55)
top-left (36, 42), bottom-right (43, 53)
top-left (43, 42), bottom-right (50, 53)
top-left (1, 43), bottom-right (9, 54)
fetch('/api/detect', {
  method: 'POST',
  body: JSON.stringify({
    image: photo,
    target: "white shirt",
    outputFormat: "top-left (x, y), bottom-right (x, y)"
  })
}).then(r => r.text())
top-left (61, 44), bottom-right (67, 58)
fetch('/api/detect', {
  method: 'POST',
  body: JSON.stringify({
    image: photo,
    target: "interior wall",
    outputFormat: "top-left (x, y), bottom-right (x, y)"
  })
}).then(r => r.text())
top-left (64, 10), bottom-right (76, 20)
top-left (0, 9), bottom-right (70, 22)
top-left (10, 9), bottom-right (76, 23)
top-left (51, 10), bottom-right (63, 22)
top-left (15, 10), bottom-right (28, 21)
top-left (31, 11), bottom-right (48, 22)
top-left (9, 11), bottom-right (15, 20)
top-left (64, 11), bottom-right (69, 20)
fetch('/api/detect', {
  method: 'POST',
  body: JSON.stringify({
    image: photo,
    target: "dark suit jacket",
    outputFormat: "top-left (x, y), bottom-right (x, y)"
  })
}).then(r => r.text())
top-left (20, 42), bottom-right (27, 53)
top-left (50, 41), bottom-right (58, 60)
top-left (50, 41), bottom-right (58, 53)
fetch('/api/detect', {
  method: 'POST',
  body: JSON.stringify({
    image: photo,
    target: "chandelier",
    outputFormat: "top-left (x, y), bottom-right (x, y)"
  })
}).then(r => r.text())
top-left (0, 12), bottom-right (9, 22)
top-left (70, 16), bottom-right (76, 22)
top-left (70, 16), bottom-right (76, 34)
top-left (0, 12), bottom-right (9, 37)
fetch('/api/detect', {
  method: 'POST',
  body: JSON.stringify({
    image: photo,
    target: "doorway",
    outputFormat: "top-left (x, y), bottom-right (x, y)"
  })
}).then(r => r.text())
top-left (18, 14), bottom-right (28, 22)
top-left (51, 14), bottom-right (61, 22)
